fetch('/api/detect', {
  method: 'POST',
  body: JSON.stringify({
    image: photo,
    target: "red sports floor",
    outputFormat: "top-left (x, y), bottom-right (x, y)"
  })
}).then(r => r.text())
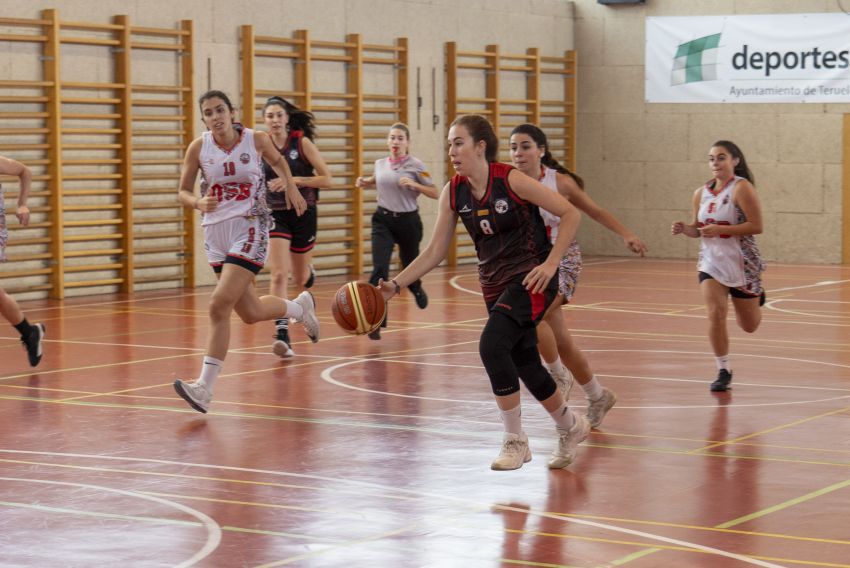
top-left (1, 258), bottom-right (849, 567)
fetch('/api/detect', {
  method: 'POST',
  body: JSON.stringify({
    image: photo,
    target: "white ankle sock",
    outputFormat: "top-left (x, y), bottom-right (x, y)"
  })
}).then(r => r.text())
top-left (197, 356), bottom-right (223, 392)
top-left (543, 358), bottom-right (566, 376)
top-left (499, 405), bottom-right (523, 436)
top-left (549, 401), bottom-right (576, 431)
top-left (715, 355), bottom-right (730, 371)
top-left (581, 376), bottom-right (604, 401)
top-left (284, 299), bottom-right (303, 320)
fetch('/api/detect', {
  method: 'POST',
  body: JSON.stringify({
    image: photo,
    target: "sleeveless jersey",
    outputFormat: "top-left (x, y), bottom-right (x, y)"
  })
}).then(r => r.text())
top-left (262, 130), bottom-right (318, 209)
top-left (198, 127), bottom-right (269, 226)
top-left (697, 176), bottom-right (764, 292)
top-left (450, 162), bottom-right (552, 301)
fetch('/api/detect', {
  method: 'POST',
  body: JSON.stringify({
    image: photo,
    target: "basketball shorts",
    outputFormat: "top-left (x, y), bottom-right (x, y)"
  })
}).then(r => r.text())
top-left (269, 206), bottom-right (317, 253)
top-left (486, 275), bottom-right (559, 328)
top-left (203, 215), bottom-right (269, 274)
top-left (698, 271), bottom-right (760, 299)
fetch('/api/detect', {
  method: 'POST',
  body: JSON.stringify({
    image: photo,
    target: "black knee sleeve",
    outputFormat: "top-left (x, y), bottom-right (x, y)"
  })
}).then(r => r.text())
top-left (514, 343), bottom-right (558, 402)
top-left (479, 312), bottom-right (523, 396)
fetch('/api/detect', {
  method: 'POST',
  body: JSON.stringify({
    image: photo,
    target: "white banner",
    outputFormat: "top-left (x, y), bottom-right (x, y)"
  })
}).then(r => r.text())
top-left (646, 13), bottom-right (850, 103)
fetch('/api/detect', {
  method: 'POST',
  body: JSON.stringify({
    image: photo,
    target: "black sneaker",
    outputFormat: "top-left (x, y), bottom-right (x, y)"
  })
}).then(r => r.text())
top-left (272, 327), bottom-right (294, 358)
top-left (304, 265), bottom-right (317, 289)
top-left (368, 328), bottom-right (381, 340)
top-left (759, 291), bottom-right (766, 307)
top-left (412, 287), bottom-right (428, 309)
top-left (21, 322), bottom-right (45, 367)
top-left (710, 369), bottom-right (732, 392)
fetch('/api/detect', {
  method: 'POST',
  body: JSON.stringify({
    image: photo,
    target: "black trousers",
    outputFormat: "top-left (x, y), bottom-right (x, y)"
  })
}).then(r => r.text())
top-left (368, 207), bottom-right (424, 293)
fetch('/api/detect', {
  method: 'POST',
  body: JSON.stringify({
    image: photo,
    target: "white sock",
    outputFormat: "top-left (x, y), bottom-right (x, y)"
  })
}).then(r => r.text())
top-left (197, 356), bottom-right (223, 392)
top-left (581, 375), bottom-right (604, 401)
top-left (499, 405), bottom-right (523, 436)
top-left (548, 401), bottom-right (576, 431)
top-left (284, 299), bottom-right (303, 320)
top-left (715, 355), bottom-right (730, 371)
top-left (543, 358), bottom-right (567, 376)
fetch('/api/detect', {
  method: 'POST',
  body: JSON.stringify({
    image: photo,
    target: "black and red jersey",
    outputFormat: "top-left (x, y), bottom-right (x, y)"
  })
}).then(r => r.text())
top-left (263, 129), bottom-right (318, 209)
top-left (450, 162), bottom-right (552, 302)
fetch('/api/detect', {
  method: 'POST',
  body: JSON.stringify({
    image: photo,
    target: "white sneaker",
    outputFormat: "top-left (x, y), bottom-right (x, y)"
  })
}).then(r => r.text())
top-left (586, 387), bottom-right (617, 428)
top-left (272, 339), bottom-right (294, 358)
top-left (491, 432), bottom-right (532, 471)
top-left (293, 291), bottom-right (320, 343)
top-left (551, 368), bottom-right (574, 401)
top-left (548, 413), bottom-right (590, 469)
top-left (173, 379), bottom-right (212, 414)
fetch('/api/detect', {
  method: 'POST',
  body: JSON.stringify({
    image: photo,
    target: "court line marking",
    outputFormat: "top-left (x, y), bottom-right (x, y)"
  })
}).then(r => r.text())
top-left (3, 452), bottom-right (843, 555)
top-left (765, 299), bottom-right (850, 320)
top-left (320, 350), bottom-right (850, 408)
top-left (607, 477), bottom-right (850, 568)
top-left (0, 476), bottom-right (221, 567)
top-left (693, 406), bottom-right (850, 453)
top-left (0, 450), bottom-right (779, 568)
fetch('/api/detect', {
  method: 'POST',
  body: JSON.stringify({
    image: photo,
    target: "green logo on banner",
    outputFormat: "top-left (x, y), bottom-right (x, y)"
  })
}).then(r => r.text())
top-left (672, 33), bottom-right (721, 85)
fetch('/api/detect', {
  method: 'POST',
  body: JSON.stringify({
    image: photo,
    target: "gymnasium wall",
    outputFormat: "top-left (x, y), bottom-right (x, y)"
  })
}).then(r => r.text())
top-left (570, 0), bottom-right (850, 264)
top-left (0, 0), bottom-right (576, 290)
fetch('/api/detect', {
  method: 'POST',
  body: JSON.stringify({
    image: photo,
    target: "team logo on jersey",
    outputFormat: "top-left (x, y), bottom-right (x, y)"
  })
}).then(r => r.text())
top-left (239, 153), bottom-right (250, 164)
top-left (707, 202), bottom-right (716, 214)
top-left (722, 195), bottom-right (730, 205)
top-left (458, 204), bottom-right (472, 214)
top-left (289, 149), bottom-right (299, 160)
top-left (494, 199), bottom-right (509, 214)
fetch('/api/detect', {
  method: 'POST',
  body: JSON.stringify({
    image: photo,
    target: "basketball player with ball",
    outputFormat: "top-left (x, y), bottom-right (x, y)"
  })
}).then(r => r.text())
top-left (375, 115), bottom-right (590, 471)
top-left (171, 90), bottom-right (320, 414)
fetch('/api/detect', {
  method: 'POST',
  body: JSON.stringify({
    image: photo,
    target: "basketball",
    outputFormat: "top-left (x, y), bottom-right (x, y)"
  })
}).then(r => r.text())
top-left (331, 281), bottom-right (387, 335)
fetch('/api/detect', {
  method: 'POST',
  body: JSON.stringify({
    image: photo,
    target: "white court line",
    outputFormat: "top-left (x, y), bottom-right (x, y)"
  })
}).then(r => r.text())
top-left (770, 279), bottom-right (850, 293)
top-left (320, 350), bottom-right (850, 408)
top-left (0, 450), bottom-right (784, 568)
top-left (0, 476), bottom-right (221, 567)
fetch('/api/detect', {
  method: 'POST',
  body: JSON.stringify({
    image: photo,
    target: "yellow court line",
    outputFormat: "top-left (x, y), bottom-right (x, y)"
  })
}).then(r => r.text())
top-left (499, 528), bottom-right (850, 568)
top-left (607, 478), bottom-right (850, 567)
top-left (693, 406), bottom-right (850, 453)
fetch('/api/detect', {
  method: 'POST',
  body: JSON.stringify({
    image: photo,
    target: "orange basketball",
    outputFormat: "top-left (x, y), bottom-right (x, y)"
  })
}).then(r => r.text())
top-left (331, 281), bottom-right (387, 335)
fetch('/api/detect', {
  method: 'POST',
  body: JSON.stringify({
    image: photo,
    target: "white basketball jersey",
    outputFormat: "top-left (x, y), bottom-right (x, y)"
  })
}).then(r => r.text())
top-left (537, 166), bottom-right (561, 242)
top-left (697, 176), bottom-right (747, 287)
top-left (198, 127), bottom-right (268, 226)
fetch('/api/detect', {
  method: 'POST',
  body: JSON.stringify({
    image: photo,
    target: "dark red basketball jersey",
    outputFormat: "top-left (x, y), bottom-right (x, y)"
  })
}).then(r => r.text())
top-left (450, 162), bottom-right (552, 302)
top-left (263, 129), bottom-right (318, 209)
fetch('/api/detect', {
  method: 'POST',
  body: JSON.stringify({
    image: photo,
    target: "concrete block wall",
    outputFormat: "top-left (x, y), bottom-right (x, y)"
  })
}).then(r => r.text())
top-left (572, 0), bottom-right (849, 264)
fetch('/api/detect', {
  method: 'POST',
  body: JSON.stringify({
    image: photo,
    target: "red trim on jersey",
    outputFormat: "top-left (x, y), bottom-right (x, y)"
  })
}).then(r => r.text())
top-left (226, 253), bottom-right (264, 267)
top-left (213, 126), bottom-right (246, 155)
top-left (503, 168), bottom-right (529, 206)
top-left (450, 175), bottom-right (461, 211)
top-left (705, 176), bottom-right (736, 197)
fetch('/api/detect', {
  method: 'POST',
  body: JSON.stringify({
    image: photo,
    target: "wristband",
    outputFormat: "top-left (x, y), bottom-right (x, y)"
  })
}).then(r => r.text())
top-left (390, 279), bottom-right (401, 295)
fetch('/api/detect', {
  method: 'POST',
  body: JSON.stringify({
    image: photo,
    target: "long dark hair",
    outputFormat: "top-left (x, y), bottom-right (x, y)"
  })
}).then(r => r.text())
top-left (198, 89), bottom-right (234, 112)
top-left (264, 96), bottom-right (316, 140)
top-left (510, 123), bottom-right (584, 189)
top-left (712, 140), bottom-right (754, 185)
top-left (450, 114), bottom-right (498, 162)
